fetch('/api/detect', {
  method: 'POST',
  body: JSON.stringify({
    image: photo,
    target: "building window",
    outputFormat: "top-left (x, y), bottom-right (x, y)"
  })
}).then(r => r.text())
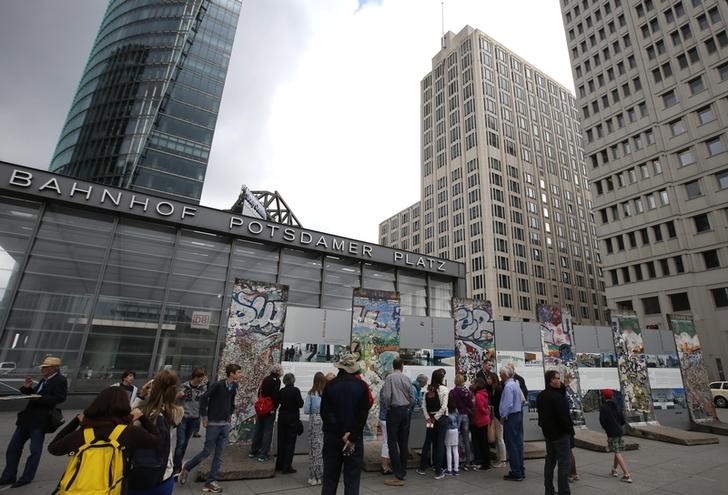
top-left (678, 148), bottom-right (695, 166)
top-left (717, 170), bottom-right (728, 190)
top-left (697, 106), bottom-right (715, 125)
top-left (661, 89), bottom-right (678, 108)
top-left (685, 180), bottom-right (702, 199)
top-left (706, 136), bottom-right (725, 156)
top-left (642, 296), bottom-right (662, 314)
top-left (669, 292), bottom-right (691, 311)
top-left (693, 213), bottom-right (711, 232)
top-left (703, 249), bottom-right (720, 269)
top-left (688, 75), bottom-right (705, 95)
top-left (670, 119), bottom-right (686, 136)
top-left (712, 287), bottom-right (728, 308)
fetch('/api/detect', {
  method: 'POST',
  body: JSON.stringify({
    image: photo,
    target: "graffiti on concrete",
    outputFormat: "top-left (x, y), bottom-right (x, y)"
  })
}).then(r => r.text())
top-left (222, 279), bottom-right (288, 443)
top-left (453, 298), bottom-right (494, 384)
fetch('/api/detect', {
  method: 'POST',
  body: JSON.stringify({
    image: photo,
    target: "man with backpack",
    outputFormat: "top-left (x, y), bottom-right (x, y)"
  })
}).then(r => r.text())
top-left (249, 364), bottom-right (283, 462)
top-left (179, 363), bottom-right (242, 493)
top-left (1, 356), bottom-right (67, 488)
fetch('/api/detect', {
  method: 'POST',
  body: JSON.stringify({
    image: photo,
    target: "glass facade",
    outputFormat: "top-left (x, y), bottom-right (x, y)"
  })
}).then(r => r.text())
top-left (0, 195), bottom-right (459, 392)
top-left (49, 0), bottom-right (242, 204)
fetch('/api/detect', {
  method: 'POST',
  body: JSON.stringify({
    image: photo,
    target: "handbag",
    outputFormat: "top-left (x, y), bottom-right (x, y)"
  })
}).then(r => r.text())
top-left (46, 407), bottom-right (65, 433)
top-left (254, 387), bottom-right (274, 417)
top-left (295, 419), bottom-right (304, 436)
top-left (487, 406), bottom-right (496, 443)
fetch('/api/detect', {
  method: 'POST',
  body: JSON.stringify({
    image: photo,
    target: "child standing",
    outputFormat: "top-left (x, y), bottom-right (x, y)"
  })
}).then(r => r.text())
top-left (444, 399), bottom-right (461, 476)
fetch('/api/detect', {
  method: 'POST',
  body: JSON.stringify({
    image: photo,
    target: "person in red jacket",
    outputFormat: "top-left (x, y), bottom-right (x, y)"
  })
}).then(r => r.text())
top-left (470, 377), bottom-right (491, 470)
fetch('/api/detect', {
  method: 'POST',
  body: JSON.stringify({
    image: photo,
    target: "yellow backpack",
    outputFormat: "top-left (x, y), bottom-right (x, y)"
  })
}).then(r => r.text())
top-left (55, 424), bottom-right (127, 495)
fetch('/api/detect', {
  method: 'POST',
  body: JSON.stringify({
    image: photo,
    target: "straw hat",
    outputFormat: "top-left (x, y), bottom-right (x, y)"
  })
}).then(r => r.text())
top-left (39, 356), bottom-right (62, 368)
top-left (334, 353), bottom-right (360, 374)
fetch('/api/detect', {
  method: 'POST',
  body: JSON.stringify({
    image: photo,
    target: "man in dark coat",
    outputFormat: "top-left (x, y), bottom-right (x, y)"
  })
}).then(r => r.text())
top-left (536, 370), bottom-right (574, 495)
top-left (321, 353), bottom-right (372, 495)
top-left (1, 356), bottom-right (68, 488)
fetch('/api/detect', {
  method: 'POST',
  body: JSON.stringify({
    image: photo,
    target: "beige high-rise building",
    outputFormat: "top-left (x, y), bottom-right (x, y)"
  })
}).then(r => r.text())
top-left (559, 0), bottom-right (728, 378)
top-left (379, 26), bottom-right (608, 324)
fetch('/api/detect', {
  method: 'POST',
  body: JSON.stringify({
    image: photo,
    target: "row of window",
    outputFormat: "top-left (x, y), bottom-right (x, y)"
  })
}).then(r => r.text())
top-left (598, 188), bottom-right (669, 224)
top-left (609, 247), bottom-right (723, 287)
top-left (623, 284), bottom-right (728, 316)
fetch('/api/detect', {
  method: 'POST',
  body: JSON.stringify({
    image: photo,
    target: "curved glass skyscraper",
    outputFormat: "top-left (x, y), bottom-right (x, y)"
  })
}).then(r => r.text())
top-left (49, 0), bottom-right (241, 203)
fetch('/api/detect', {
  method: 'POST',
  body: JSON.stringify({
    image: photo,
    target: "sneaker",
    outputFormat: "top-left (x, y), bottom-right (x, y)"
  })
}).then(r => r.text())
top-left (384, 478), bottom-right (405, 486)
top-left (468, 463), bottom-right (481, 470)
top-left (452, 470), bottom-right (459, 476)
top-left (568, 474), bottom-right (580, 482)
top-left (433, 471), bottom-right (446, 480)
top-left (177, 467), bottom-right (189, 485)
top-left (610, 468), bottom-right (619, 478)
top-left (248, 453), bottom-right (257, 458)
top-left (494, 461), bottom-right (507, 468)
top-left (621, 475), bottom-right (633, 484)
top-left (416, 468), bottom-right (427, 476)
top-left (202, 481), bottom-right (223, 493)
top-left (257, 455), bottom-right (269, 462)
top-left (503, 473), bottom-right (524, 481)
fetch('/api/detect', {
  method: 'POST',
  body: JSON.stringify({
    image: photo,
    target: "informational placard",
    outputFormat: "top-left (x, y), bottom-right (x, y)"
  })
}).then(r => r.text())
top-left (610, 311), bottom-right (656, 424)
top-left (453, 298), bottom-right (495, 384)
top-left (666, 314), bottom-right (719, 424)
top-left (351, 288), bottom-right (400, 439)
top-left (537, 304), bottom-right (585, 426)
top-left (222, 279), bottom-right (288, 443)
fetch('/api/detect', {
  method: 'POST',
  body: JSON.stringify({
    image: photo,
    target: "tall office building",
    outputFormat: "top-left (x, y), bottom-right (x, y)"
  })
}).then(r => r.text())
top-left (559, 0), bottom-right (728, 378)
top-left (380, 26), bottom-right (608, 324)
top-left (49, 0), bottom-right (242, 203)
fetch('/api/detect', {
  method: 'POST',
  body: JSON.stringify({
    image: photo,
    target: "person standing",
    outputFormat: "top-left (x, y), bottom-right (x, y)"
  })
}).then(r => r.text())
top-left (599, 389), bottom-right (632, 483)
top-left (304, 372), bottom-right (326, 486)
top-left (378, 385), bottom-right (392, 475)
top-left (381, 358), bottom-right (414, 486)
top-left (485, 372), bottom-right (507, 468)
top-left (179, 363), bottom-right (241, 493)
top-left (409, 374), bottom-right (428, 419)
top-left (444, 399), bottom-right (460, 475)
top-left (173, 367), bottom-right (207, 475)
top-left (536, 370), bottom-right (574, 495)
top-left (320, 353), bottom-right (372, 495)
top-left (249, 364), bottom-right (283, 462)
top-left (0, 356), bottom-right (67, 488)
top-left (499, 366), bottom-right (524, 481)
top-left (448, 373), bottom-right (474, 470)
top-left (275, 373), bottom-right (304, 474)
top-left (127, 370), bottom-right (184, 495)
top-left (427, 369), bottom-right (449, 480)
top-left (117, 370), bottom-right (138, 406)
top-left (475, 359), bottom-right (494, 386)
top-left (470, 377), bottom-right (491, 471)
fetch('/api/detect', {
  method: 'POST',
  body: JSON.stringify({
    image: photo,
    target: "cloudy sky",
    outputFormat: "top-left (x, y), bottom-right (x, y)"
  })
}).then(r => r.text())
top-left (0, 0), bottom-right (573, 242)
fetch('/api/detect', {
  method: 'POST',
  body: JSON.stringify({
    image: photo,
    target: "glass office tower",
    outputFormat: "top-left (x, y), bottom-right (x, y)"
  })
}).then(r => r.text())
top-left (49, 0), bottom-right (242, 203)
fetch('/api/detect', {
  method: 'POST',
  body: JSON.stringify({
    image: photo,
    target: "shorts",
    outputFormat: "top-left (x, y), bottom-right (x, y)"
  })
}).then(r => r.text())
top-left (607, 436), bottom-right (625, 453)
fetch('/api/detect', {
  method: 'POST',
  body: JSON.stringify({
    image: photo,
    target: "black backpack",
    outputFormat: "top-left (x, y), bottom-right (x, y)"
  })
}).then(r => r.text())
top-left (425, 385), bottom-right (441, 414)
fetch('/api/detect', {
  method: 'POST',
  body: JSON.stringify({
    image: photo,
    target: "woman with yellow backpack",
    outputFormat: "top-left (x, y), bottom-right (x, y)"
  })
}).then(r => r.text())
top-left (48, 386), bottom-right (160, 495)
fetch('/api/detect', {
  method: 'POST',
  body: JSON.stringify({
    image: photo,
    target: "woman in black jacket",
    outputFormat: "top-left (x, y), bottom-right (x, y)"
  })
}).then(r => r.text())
top-left (275, 373), bottom-right (304, 474)
top-left (599, 389), bottom-right (632, 483)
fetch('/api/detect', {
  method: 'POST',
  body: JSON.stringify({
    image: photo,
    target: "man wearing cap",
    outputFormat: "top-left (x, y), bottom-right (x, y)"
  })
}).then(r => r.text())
top-left (321, 353), bottom-right (372, 495)
top-left (1, 356), bottom-right (68, 488)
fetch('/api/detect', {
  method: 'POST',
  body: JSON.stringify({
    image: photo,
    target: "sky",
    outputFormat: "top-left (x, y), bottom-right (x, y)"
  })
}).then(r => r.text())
top-left (0, 0), bottom-right (574, 243)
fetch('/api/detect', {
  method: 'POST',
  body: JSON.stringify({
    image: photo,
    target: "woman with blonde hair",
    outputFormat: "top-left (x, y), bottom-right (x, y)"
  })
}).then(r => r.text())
top-left (127, 369), bottom-right (184, 495)
top-left (304, 371), bottom-right (327, 485)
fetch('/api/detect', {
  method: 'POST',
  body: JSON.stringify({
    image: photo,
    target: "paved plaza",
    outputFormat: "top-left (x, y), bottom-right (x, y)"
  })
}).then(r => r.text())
top-left (0, 410), bottom-right (726, 494)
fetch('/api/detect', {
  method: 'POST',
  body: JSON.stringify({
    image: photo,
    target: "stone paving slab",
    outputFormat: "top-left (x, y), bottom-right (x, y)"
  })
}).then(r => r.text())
top-left (575, 428), bottom-right (639, 452)
top-left (627, 423), bottom-right (720, 445)
top-left (197, 443), bottom-right (275, 481)
top-left (362, 440), bottom-right (421, 472)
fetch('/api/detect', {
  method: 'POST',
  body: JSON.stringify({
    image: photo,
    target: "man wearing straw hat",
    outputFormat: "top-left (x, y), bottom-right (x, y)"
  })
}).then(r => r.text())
top-left (0, 356), bottom-right (68, 488)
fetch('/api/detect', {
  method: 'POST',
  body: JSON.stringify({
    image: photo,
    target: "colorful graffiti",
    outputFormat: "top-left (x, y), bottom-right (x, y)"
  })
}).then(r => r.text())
top-left (666, 314), bottom-right (718, 424)
top-left (610, 311), bottom-right (655, 424)
top-left (453, 298), bottom-right (494, 384)
top-left (221, 279), bottom-right (288, 443)
top-left (537, 304), bottom-right (585, 426)
top-left (351, 288), bottom-right (400, 439)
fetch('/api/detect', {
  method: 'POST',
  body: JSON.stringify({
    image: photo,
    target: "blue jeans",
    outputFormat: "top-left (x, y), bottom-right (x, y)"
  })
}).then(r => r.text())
top-left (503, 412), bottom-right (524, 478)
top-left (457, 414), bottom-right (472, 465)
top-left (1, 425), bottom-right (45, 483)
top-left (321, 431), bottom-right (363, 495)
top-left (173, 416), bottom-right (200, 471)
top-left (184, 424), bottom-right (229, 483)
top-left (544, 434), bottom-right (571, 495)
top-left (250, 413), bottom-right (275, 457)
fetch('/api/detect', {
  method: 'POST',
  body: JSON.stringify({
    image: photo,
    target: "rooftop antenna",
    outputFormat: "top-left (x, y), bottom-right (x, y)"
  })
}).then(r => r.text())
top-left (441, 1), bottom-right (445, 48)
